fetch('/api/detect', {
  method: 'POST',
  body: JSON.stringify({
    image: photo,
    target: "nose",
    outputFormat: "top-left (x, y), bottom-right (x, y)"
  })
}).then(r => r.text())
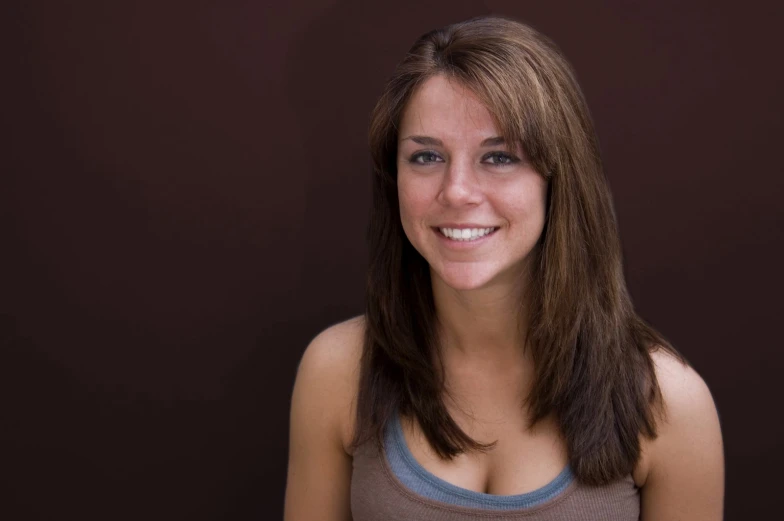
top-left (437, 157), bottom-right (483, 207)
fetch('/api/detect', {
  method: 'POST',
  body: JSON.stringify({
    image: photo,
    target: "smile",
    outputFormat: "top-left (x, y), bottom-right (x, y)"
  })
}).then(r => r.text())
top-left (437, 227), bottom-right (498, 241)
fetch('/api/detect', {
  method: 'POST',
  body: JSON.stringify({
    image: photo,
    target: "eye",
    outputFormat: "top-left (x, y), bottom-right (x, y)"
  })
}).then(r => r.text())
top-left (482, 151), bottom-right (520, 166)
top-left (409, 151), bottom-right (444, 164)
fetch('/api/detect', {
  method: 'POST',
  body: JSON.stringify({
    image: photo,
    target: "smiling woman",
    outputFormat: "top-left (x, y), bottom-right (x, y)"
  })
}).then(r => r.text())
top-left (284, 15), bottom-right (724, 521)
top-left (397, 76), bottom-right (548, 292)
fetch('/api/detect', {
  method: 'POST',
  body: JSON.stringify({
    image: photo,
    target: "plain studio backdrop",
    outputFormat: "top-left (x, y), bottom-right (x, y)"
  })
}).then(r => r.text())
top-left (2, 1), bottom-right (782, 519)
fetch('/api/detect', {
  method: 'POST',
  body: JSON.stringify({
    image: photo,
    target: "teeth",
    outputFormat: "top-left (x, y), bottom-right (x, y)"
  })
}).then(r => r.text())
top-left (438, 227), bottom-right (496, 241)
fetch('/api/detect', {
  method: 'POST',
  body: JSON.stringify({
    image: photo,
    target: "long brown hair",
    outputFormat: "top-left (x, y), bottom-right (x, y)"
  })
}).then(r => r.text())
top-left (352, 15), bottom-right (683, 486)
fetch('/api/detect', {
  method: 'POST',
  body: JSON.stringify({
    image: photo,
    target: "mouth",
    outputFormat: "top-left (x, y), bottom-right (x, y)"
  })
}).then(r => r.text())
top-left (434, 226), bottom-right (499, 242)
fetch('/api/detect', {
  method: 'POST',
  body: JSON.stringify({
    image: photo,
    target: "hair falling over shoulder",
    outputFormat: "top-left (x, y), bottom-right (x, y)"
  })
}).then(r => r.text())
top-left (351, 15), bottom-right (684, 486)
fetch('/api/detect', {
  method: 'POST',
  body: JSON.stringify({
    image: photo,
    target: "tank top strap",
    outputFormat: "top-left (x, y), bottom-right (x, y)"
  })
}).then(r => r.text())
top-left (350, 416), bottom-right (640, 520)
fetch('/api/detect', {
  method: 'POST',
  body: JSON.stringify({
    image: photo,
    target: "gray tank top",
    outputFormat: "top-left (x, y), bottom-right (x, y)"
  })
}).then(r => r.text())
top-left (351, 414), bottom-right (640, 520)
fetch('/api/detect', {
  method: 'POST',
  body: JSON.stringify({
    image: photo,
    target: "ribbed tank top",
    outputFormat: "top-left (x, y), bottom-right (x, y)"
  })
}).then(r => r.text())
top-left (351, 414), bottom-right (640, 520)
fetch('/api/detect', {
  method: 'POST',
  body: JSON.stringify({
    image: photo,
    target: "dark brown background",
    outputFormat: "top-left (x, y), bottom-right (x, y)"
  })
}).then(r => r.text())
top-left (2, 1), bottom-right (782, 519)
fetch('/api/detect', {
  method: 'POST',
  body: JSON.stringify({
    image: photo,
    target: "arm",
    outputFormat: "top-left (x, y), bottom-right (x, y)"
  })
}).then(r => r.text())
top-left (283, 319), bottom-right (363, 521)
top-left (639, 351), bottom-right (725, 520)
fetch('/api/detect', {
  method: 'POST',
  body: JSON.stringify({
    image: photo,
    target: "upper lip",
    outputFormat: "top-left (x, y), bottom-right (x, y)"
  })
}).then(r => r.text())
top-left (433, 223), bottom-right (498, 229)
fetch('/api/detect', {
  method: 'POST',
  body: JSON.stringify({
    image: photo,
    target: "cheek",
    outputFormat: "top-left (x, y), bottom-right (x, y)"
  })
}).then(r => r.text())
top-left (529, 190), bottom-right (549, 237)
top-left (506, 181), bottom-right (548, 233)
top-left (397, 180), bottom-right (416, 240)
top-left (520, 190), bottom-right (547, 220)
top-left (397, 177), bottom-right (434, 252)
top-left (397, 176), bottom-right (430, 222)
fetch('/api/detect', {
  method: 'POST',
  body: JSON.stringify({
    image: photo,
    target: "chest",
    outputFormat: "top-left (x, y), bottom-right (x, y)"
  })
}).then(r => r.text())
top-left (352, 433), bottom-right (641, 521)
top-left (398, 407), bottom-right (570, 496)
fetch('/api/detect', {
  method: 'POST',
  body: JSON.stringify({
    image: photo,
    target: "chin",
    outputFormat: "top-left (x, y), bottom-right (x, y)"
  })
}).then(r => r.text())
top-left (432, 267), bottom-right (498, 292)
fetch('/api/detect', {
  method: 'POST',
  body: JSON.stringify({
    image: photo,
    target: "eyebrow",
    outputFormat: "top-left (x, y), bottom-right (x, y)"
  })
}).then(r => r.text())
top-left (400, 135), bottom-right (507, 147)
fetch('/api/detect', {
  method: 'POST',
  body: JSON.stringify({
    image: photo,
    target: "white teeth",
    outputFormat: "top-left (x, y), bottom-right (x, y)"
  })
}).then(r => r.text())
top-left (438, 227), bottom-right (496, 241)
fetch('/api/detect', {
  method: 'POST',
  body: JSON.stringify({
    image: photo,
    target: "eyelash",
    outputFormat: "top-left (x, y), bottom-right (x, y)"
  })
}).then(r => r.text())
top-left (483, 151), bottom-right (520, 165)
top-left (407, 151), bottom-right (520, 166)
top-left (409, 151), bottom-right (443, 164)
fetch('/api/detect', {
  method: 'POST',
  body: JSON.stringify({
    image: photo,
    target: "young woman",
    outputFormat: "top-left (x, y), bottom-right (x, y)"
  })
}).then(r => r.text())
top-left (284, 16), bottom-right (724, 520)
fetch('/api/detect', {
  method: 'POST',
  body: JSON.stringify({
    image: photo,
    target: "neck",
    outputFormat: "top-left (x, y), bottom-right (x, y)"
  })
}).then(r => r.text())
top-left (431, 270), bottom-right (530, 365)
top-left (430, 269), bottom-right (537, 415)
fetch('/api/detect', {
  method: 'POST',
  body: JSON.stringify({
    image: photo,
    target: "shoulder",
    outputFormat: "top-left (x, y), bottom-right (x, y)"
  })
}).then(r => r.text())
top-left (648, 347), bottom-right (718, 433)
top-left (293, 315), bottom-right (365, 453)
top-left (635, 348), bottom-right (719, 482)
top-left (285, 318), bottom-right (365, 519)
top-left (298, 315), bottom-right (365, 377)
top-left (635, 348), bottom-right (724, 519)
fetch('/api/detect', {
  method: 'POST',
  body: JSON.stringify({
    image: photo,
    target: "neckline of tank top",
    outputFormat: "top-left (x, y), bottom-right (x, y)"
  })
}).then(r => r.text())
top-left (383, 412), bottom-right (575, 511)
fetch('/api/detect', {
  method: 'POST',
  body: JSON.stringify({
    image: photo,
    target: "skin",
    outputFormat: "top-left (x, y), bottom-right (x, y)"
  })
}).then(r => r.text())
top-left (396, 76), bottom-right (547, 361)
top-left (284, 75), bottom-right (724, 520)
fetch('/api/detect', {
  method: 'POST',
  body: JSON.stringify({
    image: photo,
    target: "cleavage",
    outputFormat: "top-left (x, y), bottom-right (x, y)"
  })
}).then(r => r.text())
top-left (398, 411), bottom-right (569, 496)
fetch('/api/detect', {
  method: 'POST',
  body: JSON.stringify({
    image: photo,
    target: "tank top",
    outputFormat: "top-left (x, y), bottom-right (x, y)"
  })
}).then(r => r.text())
top-left (351, 413), bottom-right (640, 520)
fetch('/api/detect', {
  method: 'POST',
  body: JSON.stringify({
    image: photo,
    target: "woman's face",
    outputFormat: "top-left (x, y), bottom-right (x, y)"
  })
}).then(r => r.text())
top-left (397, 75), bottom-right (548, 292)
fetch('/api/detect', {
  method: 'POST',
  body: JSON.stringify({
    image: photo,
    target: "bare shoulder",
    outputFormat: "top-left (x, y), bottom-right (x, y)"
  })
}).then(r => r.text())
top-left (637, 348), bottom-right (720, 471)
top-left (299, 315), bottom-right (365, 375)
top-left (285, 318), bottom-right (365, 520)
top-left (649, 348), bottom-right (714, 419)
top-left (637, 348), bottom-right (725, 520)
top-left (294, 315), bottom-right (365, 452)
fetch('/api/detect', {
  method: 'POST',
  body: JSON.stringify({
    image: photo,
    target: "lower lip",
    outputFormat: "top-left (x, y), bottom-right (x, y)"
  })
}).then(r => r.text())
top-left (433, 228), bottom-right (498, 249)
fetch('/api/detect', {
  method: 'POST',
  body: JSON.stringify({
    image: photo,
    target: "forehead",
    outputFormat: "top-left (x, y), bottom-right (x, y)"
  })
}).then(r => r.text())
top-left (398, 75), bottom-right (500, 142)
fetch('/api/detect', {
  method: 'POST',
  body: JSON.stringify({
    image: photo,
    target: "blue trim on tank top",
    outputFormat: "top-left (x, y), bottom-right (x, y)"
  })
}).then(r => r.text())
top-left (384, 412), bottom-right (574, 510)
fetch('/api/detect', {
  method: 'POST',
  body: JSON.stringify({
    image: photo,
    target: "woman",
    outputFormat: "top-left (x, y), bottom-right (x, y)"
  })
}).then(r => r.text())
top-left (284, 15), bottom-right (724, 520)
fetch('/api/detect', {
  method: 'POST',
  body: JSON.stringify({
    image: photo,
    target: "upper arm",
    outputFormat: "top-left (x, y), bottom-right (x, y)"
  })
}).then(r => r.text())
top-left (283, 317), bottom-right (364, 521)
top-left (639, 350), bottom-right (725, 521)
